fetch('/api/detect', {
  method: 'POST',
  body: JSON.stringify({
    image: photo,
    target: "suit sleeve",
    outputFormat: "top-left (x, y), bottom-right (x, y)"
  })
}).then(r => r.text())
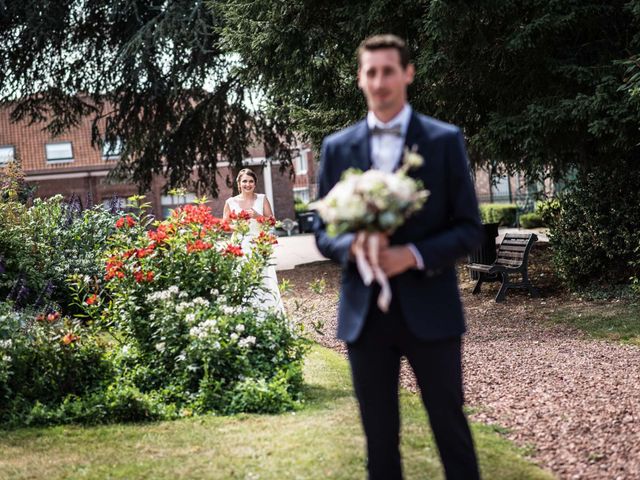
top-left (413, 129), bottom-right (483, 271)
top-left (313, 139), bottom-right (355, 267)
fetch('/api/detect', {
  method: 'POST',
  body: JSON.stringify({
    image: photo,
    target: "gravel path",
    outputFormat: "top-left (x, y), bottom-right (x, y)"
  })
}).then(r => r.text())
top-left (279, 252), bottom-right (640, 480)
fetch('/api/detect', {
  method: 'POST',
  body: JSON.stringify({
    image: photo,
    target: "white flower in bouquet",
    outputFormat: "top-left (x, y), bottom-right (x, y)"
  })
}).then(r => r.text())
top-left (311, 147), bottom-right (430, 312)
top-left (311, 147), bottom-right (429, 237)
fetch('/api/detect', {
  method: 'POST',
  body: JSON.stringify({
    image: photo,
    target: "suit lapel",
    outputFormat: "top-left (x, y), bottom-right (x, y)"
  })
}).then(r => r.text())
top-left (396, 111), bottom-right (428, 175)
top-left (349, 120), bottom-right (372, 172)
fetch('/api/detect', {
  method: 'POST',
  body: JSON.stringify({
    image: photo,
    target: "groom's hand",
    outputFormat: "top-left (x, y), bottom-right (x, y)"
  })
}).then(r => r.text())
top-left (378, 245), bottom-right (417, 277)
top-left (349, 232), bottom-right (390, 260)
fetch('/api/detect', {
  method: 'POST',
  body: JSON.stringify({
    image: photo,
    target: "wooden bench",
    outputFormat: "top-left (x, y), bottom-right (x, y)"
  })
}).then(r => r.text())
top-left (467, 233), bottom-right (540, 302)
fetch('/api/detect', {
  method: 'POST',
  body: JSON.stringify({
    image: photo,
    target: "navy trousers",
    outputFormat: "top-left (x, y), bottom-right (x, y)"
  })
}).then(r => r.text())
top-left (347, 295), bottom-right (480, 480)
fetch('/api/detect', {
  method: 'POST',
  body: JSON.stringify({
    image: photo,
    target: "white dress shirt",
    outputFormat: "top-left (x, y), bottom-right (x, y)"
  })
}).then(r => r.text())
top-left (367, 104), bottom-right (412, 173)
top-left (367, 104), bottom-right (425, 270)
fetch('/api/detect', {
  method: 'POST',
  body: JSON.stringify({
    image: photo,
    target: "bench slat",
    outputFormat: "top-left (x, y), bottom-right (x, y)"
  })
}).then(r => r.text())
top-left (499, 245), bottom-right (527, 253)
top-left (495, 258), bottom-right (522, 267)
top-left (501, 239), bottom-right (529, 245)
top-left (467, 263), bottom-right (493, 272)
top-left (503, 233), bottom-right (533, 239)
top-left (497, 251), bottom-right (525, 260)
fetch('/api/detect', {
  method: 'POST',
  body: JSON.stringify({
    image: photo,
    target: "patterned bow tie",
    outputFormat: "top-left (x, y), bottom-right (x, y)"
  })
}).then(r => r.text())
top-left (371, 124), bottom-right (403, 137)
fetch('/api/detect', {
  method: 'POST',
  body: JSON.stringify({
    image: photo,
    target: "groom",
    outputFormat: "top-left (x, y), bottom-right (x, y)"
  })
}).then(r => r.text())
top-left (314, 34), bottom-right (483, 479)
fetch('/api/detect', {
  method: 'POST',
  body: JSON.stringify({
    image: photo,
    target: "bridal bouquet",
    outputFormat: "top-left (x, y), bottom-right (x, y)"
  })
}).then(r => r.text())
top-left (311, 148), bottom-right (430, 311)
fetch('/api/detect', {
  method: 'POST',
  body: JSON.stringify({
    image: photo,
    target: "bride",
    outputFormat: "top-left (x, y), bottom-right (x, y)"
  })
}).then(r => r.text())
top-left (223, 168), bottom-right (284, 313)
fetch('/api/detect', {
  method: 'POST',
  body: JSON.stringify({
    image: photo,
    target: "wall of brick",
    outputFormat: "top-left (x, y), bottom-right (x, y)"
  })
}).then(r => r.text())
top-left (2, 104), bottom-right (298, 221)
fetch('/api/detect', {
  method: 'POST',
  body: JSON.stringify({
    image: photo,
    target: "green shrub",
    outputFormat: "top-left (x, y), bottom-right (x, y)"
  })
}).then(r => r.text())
top-left (0, 302), bottom-right (114, 425)
top-left (294, 198), bottom-right (309, 213)
top-left (17, 384), bottom-right (172, 427)
top-left (519, 212), bottom-right (544, 229)
top-left (74, 203), bottom-right (307, 418)
top-left (478, 203), bottom-right (517, 226)
top-left (545, 161), bottom-right (640, 289)
top-left (0, 195), bottom-right (118, 312)
top-left (0, 200), bottom-right (307, 427)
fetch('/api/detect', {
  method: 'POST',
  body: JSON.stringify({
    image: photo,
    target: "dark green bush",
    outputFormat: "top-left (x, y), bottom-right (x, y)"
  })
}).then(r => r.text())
top-left (0, 302), bottom-right (115, 425)
top-left (545, 161), bottom-right (640, 289)
top-left (519, 212), bottom-right (544, 229)
top-left (478, 203), bottom-right (517, 226)
top-left (0, 196), bottom-right (118, 312)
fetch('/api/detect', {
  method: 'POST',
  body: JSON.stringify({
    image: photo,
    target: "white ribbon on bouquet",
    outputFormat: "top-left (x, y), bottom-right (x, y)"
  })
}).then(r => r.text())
top-left (353, 231), bottom-right (391, 312)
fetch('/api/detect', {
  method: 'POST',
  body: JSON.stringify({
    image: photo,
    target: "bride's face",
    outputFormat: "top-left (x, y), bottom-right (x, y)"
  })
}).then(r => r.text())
top-left (238, 174), bottom-right (256, 194)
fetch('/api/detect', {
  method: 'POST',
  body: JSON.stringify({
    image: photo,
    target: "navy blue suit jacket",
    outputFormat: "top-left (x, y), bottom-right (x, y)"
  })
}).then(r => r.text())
top-left (314, 110), bottom-right (483, 343)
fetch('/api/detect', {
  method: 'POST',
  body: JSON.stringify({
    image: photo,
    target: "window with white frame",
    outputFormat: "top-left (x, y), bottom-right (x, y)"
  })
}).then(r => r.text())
top-left (294, 151), bottom-right (308, 174)
top-left (45, 142), bottom-right (74, 162)
top-left (160, 192), bottom-right (197, 218)
top-left (293, 187), bottom-right (310, 203)
top-left (0, 145), bottom-right (15, 165)
top-left (102, 138), bottom-right (123, 160)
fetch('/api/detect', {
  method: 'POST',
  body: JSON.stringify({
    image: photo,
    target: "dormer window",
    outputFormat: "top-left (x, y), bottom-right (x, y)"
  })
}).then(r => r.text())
top-left (46, 142), bottom-right (74, 163)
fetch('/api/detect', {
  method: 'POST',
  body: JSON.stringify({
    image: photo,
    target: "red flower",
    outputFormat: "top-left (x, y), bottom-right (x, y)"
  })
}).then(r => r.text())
top-left (134, 270), bottom-right (155, 283)
top-left (223, 244), bottom-right (244, 257)
top-left (35, 314), bottom-right (46, 322)
top-left (257, 231), bottom-right (278, 245)
top-left (105, 256), bottom-right (124, 280)
top-left (116, 215), bottom-right (136, 229)
top-left (136, 245), bottom-right (155, 258)
top-left (46, 311), bottom-right (61, 323)
top-left (173, 204), bottom-right (221, 229)
top-left (186, 239), bottom-right (213, 254)
top-left (257, 215), bottom-right (277, 227)
top-left (62, 332), bottom-right (79, 345)
top-left (86, 294), bottom-right (98, 305)
top-left (147, 225), bottom-right (169, 243)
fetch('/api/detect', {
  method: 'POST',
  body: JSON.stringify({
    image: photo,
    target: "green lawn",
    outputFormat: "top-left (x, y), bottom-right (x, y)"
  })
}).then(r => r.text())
top-left (550, 301), bottom-right (640, 345)
top-left (0, 346), bottom-right (552, 479)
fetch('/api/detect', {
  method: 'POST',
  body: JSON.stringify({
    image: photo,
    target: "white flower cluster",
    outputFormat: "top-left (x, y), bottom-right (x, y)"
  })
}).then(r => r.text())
top-left (238, 336), bottom-right (257, 348)
top-left (1, 338), bottom-right (14, 363)
top-left (222, 305), bottom-right (248, 315)
top-left (311, 149), bottom-right (429, 235)
top-left (189, 318), bottom-right (220, 341)
top-left (176, 296), bottom-right (210, 313)
top-left (146, 285), bottom-right (180, 302)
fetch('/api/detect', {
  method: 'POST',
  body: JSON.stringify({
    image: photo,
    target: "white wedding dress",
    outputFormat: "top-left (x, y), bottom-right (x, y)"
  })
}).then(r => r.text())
top-left (226, 194), bottom-right (284, 313)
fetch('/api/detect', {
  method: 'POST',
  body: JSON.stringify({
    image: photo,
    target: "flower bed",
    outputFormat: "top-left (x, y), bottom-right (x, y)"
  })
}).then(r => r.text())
top-left (0, 193), bottom-right (306, 426)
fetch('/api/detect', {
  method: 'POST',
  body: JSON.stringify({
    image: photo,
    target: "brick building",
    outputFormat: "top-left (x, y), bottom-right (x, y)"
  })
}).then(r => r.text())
top-left (0, 105), bottom-right (315, 221)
